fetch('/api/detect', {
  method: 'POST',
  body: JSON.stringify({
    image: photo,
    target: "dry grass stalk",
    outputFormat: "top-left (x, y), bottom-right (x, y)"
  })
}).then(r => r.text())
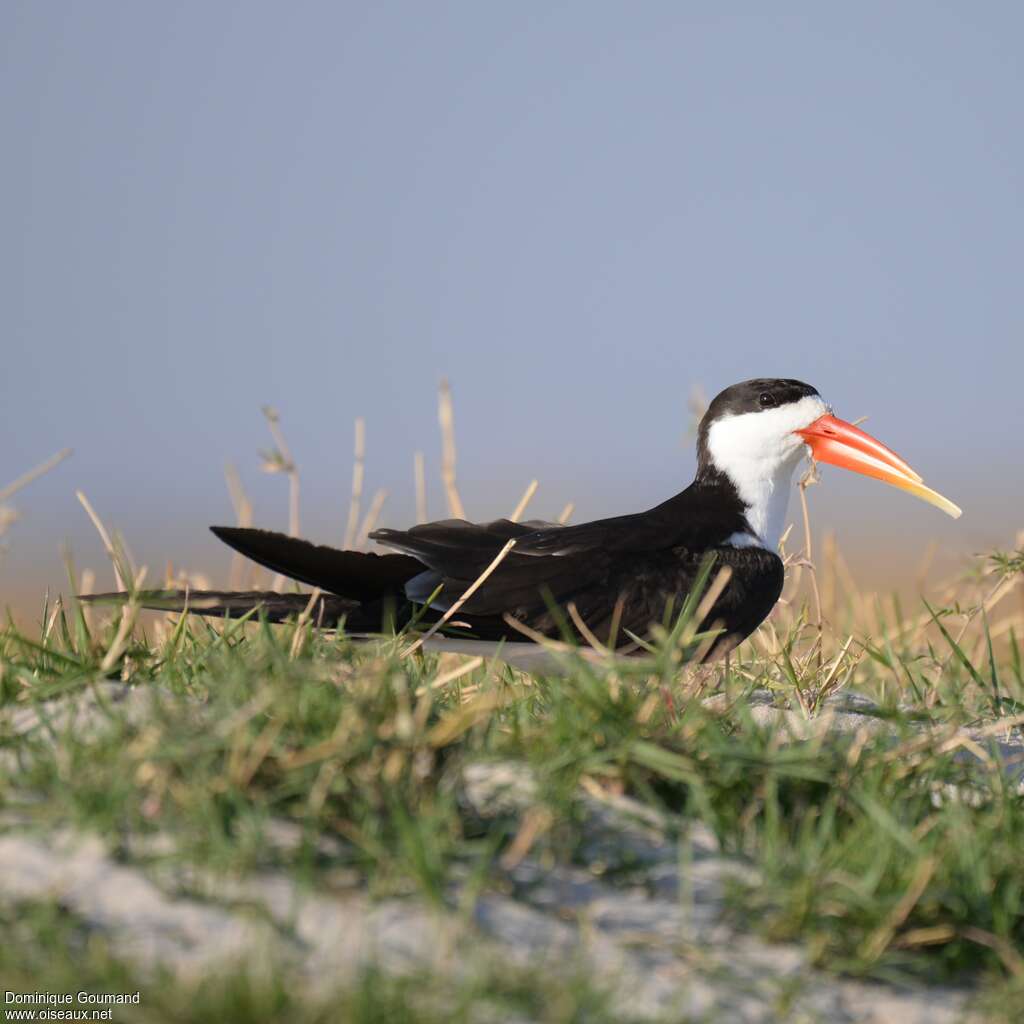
top-left (0, 505), bottom-right (18, 540)
top-left (76, 490), bottom-right (126, 591)
top-left (509, 479), bottom-right (538, 523)
top-left (415, 655), bottom-right (485, 695)
top-left (224, 462), bottom-right (254, 588)
top-left (0, 448), bottom-right (72, 505)
top-left (821, 530), bottom-right (838, 628)
top-left (427, 690), bottom-right (504, 747)
top-left (43, 597), bottom-right (63, 645)
top-left (414, 450), bottom-right (427, 524)
top-left (78, 569), bottom-right (96, 630)
top-left (676, 565), bottom-right (734, 653)
top-left (860, 856), bottom-right (937, 962)
top-left (289, 588), bottom-right (323, 659)
top-left (100, 566), bottom-right (148, 672)
top-left (820, 635), bottom-right (858, 697)
top-left (500, 806), bottom-right (554, 869)
top-left (932, 571), bottom-right (1018, 685)
top-left (606, 596), bottom-right (625, 651)
top-left (403, 539), bottom-right (518, 657)
top-left (344, 417), bottom-right (366, 549)
top-left (356, 489), bottom-right (388, 550)
top-left (894, 925), bottom-right (957, 949)
top-left (686, 385), bottom-right (709, 438)
top-left (224, 462), bottom-right (253, 528)
top-left (229, 704), bottom-right (287, 789)
top-left (961, 926), bottom-right (1024, 977)
top-left (567, 601), bottom-right (610, 655)
top-left (501, 611), bottom-right (598, 659)
top-left (260, 406), bottom-right (300, 592)
top-left (798, 462), bottom-right (825, 671)
top-left (690, 623), bottom-right (727, 669)
top-left (260, 406), bottom-right (300, 537)
top-left (500, 612), bottom-right (565, 647)
top-left (438, 378), bottom-right (465, 519)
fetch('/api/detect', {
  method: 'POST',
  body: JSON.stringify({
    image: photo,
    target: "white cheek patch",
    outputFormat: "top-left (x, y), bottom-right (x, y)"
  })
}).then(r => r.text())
top-left (707, 396), bottom-right (829, 468)
top-left (708, 395), bottom-right (829, 550)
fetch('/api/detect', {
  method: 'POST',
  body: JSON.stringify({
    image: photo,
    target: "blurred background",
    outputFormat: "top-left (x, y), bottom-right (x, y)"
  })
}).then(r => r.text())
top-left (2, 1), bottom-right (1022, 621)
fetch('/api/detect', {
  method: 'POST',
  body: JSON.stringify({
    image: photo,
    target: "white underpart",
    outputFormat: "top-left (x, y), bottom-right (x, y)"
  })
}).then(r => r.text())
top-left (707, 395), bottom-right (829, 550)
top-left (724, 530), bottom-right (763, 548)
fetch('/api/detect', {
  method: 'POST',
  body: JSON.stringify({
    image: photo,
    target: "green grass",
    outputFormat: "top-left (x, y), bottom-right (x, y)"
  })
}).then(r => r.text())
top-left (1, 545), bottom-right (1023, 1021)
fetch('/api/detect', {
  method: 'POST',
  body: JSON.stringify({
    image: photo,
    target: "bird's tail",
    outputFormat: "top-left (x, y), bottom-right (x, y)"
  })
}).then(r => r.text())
top-left (78, 526), bottom-right (429, 629)
top-left (207, 526), bottom-right (423, 601)
top-left (79, 589), bottom-right (358, 625)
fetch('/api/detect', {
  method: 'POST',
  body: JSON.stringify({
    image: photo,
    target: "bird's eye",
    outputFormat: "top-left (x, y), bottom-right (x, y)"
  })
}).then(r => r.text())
top-left (758, 392), bottom-right (776, 408)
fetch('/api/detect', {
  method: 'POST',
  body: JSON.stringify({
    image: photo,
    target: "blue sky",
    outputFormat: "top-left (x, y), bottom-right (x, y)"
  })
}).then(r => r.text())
top-left (2, 2), bottom-right (1022, 609)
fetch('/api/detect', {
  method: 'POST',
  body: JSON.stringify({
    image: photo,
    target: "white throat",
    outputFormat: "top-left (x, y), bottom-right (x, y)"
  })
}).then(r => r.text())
top-left (706, 395), bottom-right (828, 550)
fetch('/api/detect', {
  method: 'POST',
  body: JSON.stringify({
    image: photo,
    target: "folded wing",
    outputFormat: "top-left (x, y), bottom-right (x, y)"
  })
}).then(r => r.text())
top-left (210, 526), bottom-right (423, 600)
top-left (370, 516), bottom-right (631, 616)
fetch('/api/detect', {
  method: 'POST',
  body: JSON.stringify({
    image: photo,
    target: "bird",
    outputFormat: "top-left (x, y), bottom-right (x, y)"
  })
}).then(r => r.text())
top-left (82, 379), bottom-right (960, 663)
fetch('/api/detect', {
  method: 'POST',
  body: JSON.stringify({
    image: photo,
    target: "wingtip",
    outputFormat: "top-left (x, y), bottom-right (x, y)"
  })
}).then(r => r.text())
top-left (79, 589), bottom-right (171, 606)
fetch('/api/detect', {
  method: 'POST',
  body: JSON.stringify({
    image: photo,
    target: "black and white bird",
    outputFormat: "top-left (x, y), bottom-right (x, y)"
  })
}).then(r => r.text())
top-left (84, 379), bottom-right (960, 662)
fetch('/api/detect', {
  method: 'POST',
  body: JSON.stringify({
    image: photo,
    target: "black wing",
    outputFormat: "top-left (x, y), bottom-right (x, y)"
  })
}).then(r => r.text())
top-left (369, 517), bottom-right (596, 614)
top-left (367, 480), bottom-right (763, 640)
top-left (210, 526), bottom-right (423, 600)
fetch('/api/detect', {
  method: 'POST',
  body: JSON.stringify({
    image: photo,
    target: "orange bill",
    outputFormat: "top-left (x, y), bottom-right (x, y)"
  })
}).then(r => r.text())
top-left (796, 414), bottom-right (962, 519)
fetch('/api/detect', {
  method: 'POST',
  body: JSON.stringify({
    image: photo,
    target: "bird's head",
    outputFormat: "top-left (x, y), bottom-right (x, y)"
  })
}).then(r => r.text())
top-left (696, 378), bottom-right (960, 548)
